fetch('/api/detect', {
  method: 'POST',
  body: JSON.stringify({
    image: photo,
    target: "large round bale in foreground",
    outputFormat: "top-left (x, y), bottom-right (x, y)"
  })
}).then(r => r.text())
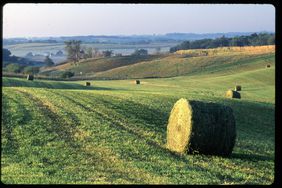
top-left (226, 89), bottom-right (241, 99)
top-left (166, 98), bottom-right (236, 156)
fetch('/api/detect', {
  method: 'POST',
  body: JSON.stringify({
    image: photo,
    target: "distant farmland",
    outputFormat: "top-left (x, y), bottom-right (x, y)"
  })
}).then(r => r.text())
top-left (3, 42), bottom-right (176, 59)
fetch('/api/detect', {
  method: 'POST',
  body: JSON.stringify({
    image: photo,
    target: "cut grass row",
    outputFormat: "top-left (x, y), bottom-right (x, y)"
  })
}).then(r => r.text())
top-left (2, 84), bottom-right (274, 184)
top-left (3, 65), bottom-right (275, 104)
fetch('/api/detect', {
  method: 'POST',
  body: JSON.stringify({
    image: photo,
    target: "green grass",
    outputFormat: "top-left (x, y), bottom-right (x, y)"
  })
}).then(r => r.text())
top-left (1, 54), bottom-right (275, 184)
top-left (39, 46), bottom-right (274, 80)
top-left (41, 55), bottom-right (164, 77)
top-left (94, 53), bottom-right (274, 79)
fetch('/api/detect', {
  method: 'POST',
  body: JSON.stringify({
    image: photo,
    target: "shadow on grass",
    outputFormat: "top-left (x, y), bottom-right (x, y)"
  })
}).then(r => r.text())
top-left (3, 79), bottom-right (119, 91)
top-left (231, 153), bottom-right (274, 162)
top-left (2, 94), bottom-right (33, 155)
top-left (98, 97), bottom-right (169, 135)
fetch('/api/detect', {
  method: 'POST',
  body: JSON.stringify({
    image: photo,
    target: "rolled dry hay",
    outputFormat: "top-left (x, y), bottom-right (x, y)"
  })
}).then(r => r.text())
top-left (226, 89), bottom-right (241, 99)
top-left (266, 64), bottom-right (271, 68)
top-left (85, 82), bottom-right (91, 86)
top-left (166, 98), bottom-right (236, 156)
top-left (136, 80), bottom-right (140, 84)
top-left (235, 85), bottom-right (242, 91)
top-left (27, 74), bottom-right (34, 81)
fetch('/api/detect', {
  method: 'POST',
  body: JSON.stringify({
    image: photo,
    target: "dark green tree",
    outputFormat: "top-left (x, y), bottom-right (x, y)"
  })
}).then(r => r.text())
top-left (23, 66), bottom-right (40, 74)
top-left (170, 32), bottom-right (274, 52)
top-left (2, 48), bottom-right (11, 61)
top-left (102, 50), bottom-right (113, 57)
top-left (4, 63), bottom-right (23, 73)
top-left (61, 71), bottom-right (75, 78)
top-left (86, 47), bottom-right (93, 58)
top-left (267, 35), bottom-right (275, 45)
top-left (132, 49), bottom-right (148, 56)
top-left (64, 40), bottom-right (82, 65)
top-left (44, 56), bottom-right (55, 66)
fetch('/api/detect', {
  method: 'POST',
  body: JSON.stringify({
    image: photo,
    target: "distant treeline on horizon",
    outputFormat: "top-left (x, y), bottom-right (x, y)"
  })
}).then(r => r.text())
top-left (3, 31), bottom-right (274, 46)
top-left (169, 33), bottom-right (275, 53)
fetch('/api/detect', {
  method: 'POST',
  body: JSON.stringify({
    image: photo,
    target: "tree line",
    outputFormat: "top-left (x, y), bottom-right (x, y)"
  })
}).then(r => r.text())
top-left (64, 40), bottom-right (150, 65)
top-left (2, 48), bottom-right (55, 74)
top-left (169, 33), bottom-right (275, 53)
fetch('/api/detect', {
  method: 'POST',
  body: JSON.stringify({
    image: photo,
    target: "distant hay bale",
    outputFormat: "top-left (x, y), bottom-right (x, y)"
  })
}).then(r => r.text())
top-left (235, 85), bottom-right (242, 91)
top-left (266, 64), bottom-right (271, 68)
top-left (226, 89), bottom-right (241, 99)
top-left (136, 80), bottom-right (140, 84)
top-left (27, 74), bottom-right (34, 81)
top-left (85, 82), bottom-right (91, 86)
top-left (166, 98), bottom-right (236, 156)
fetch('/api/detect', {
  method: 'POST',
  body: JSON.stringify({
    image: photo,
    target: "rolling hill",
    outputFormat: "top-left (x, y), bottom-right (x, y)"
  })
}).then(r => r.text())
top-left (40, 55), bottom-right (163, 77)
top-left (40, 45), bottom-right (275, 80)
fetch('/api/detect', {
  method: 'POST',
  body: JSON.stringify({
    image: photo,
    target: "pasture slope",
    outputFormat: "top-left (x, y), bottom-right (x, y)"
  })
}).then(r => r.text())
top-left (2, 49), bottom-right (275, 184)
top-left (40, 55), bottom-right (162, 77)
top-left (41, 45), bottom-right (274, 80)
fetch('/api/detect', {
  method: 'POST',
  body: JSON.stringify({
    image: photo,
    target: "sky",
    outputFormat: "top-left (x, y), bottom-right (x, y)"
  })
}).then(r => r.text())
top-left (3, 3), bottom-right (275, 38)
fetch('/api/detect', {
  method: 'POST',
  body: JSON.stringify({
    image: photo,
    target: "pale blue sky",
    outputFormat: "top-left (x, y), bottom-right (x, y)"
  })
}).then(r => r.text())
top-left (3, 3), bottom-right (275, 38)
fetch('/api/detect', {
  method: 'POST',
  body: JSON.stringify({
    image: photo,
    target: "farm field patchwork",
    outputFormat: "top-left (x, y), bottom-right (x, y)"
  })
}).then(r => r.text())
top-left (3, 42), bottom-right (175, 58)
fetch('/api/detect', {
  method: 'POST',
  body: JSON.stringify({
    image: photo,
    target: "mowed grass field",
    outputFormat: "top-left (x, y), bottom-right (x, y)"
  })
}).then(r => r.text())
top-left (1, 56), bottom-right (275, 184)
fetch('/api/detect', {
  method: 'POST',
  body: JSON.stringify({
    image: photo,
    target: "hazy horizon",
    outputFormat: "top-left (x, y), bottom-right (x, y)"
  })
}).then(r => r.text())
top-left (3, 30), bottom-right (275, 39)
top-left (3, 4), bottom-right (275, 38)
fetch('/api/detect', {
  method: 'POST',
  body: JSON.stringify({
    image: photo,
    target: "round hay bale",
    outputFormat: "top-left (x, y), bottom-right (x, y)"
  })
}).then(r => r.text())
top-left (226, 89), bottom-right (241, 99)
top-left (235, 85), bottom-right (242, 91)
top-left (85, 82), bottom-right (91, 86)
top-left (136, 80), bottom-right (140, 84)
top-left (27, 74), bottom-right (34, 81)
top-left (166, 98), bottom-right (236, 156)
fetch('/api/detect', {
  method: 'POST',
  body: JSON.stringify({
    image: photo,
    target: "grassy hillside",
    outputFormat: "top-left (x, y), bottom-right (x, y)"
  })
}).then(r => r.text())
top-left (2, 63), bottom-right (275, 184)
top-left (94, 53), bottom-right (274, 79)
top-left (40, 55), bottom-right (163, 77)
top-left (42, 45), bottom-right (274, 80)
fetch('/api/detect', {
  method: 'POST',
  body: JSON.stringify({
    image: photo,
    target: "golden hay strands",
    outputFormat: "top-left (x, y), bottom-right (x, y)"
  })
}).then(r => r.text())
top-left (166, 98), bottom-right (236, 156)
top-left (226, 89), bottom-right (241, 99)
